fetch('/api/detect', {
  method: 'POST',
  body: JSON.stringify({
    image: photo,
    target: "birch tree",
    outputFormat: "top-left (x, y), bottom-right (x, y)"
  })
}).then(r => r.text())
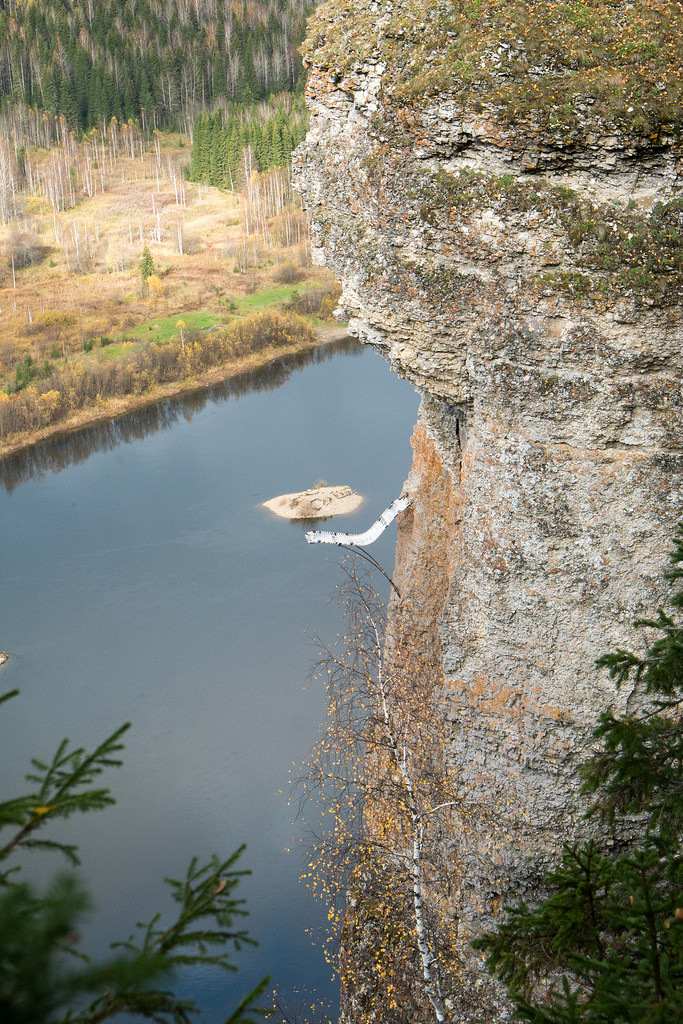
top-left (297, 565), bottom-right (460, 1023)
top-left (0, 137), bottom-right (17, 225)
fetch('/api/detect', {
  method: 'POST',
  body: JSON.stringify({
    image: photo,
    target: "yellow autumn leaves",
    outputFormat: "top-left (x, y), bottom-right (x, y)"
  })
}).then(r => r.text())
top-left (0, 311), bottom-right (315, 443)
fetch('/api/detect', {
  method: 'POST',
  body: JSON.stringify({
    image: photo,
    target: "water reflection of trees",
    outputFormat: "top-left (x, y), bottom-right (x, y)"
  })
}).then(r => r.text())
top-left (0, 338), bottom-right (360, 493)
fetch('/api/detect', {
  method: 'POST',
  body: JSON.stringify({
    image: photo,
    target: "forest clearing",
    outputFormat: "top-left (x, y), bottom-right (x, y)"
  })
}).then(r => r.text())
top-left (0, 115), bottom-right (342, 456)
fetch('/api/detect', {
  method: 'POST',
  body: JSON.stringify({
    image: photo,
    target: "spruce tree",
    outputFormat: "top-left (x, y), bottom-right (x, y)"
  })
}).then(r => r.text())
top-left (41, 67), bottom-right (58, 112)
top-left (236, 44), bottom-right (260, 104)
top-left (225, 124), bottom-right (241, 185)
top-left (139, 245), bottom-right (154, 292)
top-left (191, 113), bottom-right (207, 180)
top-left (214, 53), bottom-right (227, 97)
top-left (0, 0), bottom-right (313, 125)
top-left (251, 122), bottom-right (265, 171)
top-left (281, 124), bottom-right (293, 162)
top-left (209, 117), bottom-right (225, 187)
top-left (269, 123), bottom-right (284, 168)
top-left (60, 78), bottom-right (80, 131)
top-left (72, 45), bottom-right (92, 124)
top-left (123, 78), bottom-right (137, 122)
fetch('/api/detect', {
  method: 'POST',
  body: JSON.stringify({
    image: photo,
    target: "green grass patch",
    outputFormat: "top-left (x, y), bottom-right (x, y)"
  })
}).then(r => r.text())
top-left (233, 283), bottom-right (304, 313)
top-left (120, 310), bottom-right (222, 344)
top-left (98, 341), bottom-right (137, 360)
top-left (108, 287), bottom-right (307, 351)
top-left (92, 280), bottom-right (329, 362)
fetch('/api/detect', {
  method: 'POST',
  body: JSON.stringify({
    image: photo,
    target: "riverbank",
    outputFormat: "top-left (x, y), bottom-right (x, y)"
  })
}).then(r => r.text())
top-left (0, 323), bottom-right (351, 461)
top-left (0, 340), bottom-right (421, 1020)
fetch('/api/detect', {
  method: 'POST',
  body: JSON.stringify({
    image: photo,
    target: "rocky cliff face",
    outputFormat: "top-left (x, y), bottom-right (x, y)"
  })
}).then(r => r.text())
top-left (295, 3), bottom-right (683, 1019)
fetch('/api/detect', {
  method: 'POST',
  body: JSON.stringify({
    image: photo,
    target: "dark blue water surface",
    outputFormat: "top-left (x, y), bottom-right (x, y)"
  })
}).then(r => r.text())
top-left (0, 340), bottom-right (419, 1020)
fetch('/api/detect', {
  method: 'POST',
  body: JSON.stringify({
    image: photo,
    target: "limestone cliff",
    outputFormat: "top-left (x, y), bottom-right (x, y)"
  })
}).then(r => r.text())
top-left (295, 2), bottom-right (683, 1020)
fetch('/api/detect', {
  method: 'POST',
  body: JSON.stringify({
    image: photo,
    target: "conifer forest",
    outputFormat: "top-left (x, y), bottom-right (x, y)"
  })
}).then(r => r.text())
top-left (0, 0), bottom-right (311, 130)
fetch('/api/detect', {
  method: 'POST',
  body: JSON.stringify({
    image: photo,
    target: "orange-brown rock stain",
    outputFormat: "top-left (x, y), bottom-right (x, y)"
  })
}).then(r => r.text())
top-left (392, 419), bottom-right (461, 663)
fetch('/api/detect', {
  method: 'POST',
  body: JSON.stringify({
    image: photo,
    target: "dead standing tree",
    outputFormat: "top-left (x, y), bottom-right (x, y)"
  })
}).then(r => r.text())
top-left (296, 565), bottom-right (460, 1023)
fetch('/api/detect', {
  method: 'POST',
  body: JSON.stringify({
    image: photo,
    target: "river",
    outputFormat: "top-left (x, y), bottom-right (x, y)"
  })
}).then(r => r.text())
top-left (0, 339), bottom-right (420, 1020)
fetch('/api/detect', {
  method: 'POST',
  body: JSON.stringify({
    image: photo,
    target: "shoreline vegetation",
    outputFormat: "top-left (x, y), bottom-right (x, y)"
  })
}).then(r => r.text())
top-left (0, 322), bottom-right (351, 462)
top-left (0, 118), bottom-right (346, 462)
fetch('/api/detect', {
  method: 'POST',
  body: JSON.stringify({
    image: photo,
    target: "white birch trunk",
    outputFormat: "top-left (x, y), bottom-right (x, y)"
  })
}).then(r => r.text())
top-left (364, 599), bottom-right (451, 1023)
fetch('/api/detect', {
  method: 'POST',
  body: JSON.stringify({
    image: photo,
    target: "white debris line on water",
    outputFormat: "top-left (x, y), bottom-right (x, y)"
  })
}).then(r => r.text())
top-left (305, 494), bottom-right (411, 546)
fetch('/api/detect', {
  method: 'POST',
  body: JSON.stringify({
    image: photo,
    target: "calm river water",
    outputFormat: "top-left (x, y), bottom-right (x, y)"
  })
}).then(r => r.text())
top-left (0, 340), bottom-right (420, 1020)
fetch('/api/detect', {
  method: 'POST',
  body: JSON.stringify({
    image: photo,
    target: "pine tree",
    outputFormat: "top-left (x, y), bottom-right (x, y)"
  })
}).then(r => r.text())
top-left (474, 524), bottom-right (683, 1023)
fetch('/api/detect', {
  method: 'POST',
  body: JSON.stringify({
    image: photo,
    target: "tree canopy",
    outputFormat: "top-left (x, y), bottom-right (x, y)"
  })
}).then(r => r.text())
top-left (0, 0), bottom-right (312, 130)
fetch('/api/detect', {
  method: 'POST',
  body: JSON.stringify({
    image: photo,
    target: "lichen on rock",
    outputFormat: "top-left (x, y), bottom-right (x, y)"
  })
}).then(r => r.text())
top-left (296, 1), bottom-right (683, 1021)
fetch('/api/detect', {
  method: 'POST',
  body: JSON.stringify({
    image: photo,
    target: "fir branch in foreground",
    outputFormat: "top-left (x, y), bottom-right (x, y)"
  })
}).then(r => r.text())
top-left (0, 711), bottom-right (130, 881)
top-left (0, 694), bottom-right (269, 1023)
top-left (74, 849), bottom-right (269, 1024)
